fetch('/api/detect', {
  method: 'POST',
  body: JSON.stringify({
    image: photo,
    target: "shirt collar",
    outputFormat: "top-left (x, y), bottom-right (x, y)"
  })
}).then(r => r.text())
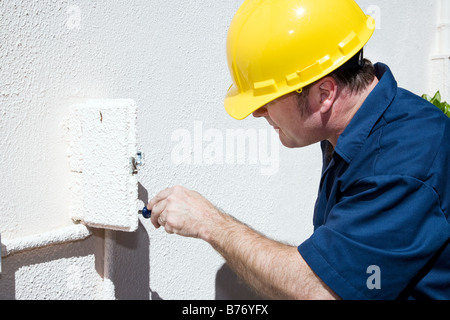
top-left (334, 63), bottom-right (398, 163)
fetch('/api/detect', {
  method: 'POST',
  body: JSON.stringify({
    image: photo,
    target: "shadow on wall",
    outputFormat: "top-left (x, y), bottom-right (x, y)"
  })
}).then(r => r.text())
top-left (113, 182), bottom-right (151, 300)
top-left (114, 222), bottom-right (150, 300)
top-left (135, 182), bottom-right (166, 300)
top-left (215, 263), bottom-right (264, 300)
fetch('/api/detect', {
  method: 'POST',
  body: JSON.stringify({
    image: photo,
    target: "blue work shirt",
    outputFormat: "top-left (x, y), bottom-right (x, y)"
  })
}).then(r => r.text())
top-left (298, 63), bottom-right (450, 300)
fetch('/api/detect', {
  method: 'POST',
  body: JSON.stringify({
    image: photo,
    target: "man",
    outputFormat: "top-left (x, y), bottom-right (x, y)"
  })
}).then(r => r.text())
top-left (148, 0), bottom-right (450, 299)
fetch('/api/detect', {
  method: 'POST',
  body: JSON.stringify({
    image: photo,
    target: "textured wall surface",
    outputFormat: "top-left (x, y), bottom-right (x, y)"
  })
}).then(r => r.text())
top-left (0, 0), bottom-right (440, 299)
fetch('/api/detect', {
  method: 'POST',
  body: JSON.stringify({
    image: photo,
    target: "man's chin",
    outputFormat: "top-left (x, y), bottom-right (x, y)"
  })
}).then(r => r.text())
top-left (278, 131), bottom-right (297, 149)
top-left (278, 132), bottom-right (311, 149)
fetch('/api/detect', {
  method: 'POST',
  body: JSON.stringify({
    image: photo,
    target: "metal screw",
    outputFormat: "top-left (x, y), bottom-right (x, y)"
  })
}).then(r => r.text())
top-left (130, 151), bottom-right (143, 175)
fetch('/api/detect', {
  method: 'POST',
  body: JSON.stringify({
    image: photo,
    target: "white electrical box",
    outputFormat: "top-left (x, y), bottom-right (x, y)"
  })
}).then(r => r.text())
top-left (68, 99), bottom-right (139, 232)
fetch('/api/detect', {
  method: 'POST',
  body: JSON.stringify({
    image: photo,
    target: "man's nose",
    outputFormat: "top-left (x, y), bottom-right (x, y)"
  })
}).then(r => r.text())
top-left (252, 106), bottom-right (268, 118)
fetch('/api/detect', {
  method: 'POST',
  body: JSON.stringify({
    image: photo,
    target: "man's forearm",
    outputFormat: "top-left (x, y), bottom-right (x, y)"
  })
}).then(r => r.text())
top-left (202, 211), bottom-right (339, 300)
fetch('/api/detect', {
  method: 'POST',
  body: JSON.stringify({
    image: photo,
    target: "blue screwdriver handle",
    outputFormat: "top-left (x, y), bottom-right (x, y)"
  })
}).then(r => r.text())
top-left (139, 206), bottom-right (152, 219)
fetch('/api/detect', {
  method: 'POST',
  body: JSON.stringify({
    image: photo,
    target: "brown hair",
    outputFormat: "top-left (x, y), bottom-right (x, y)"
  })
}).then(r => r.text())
top-left (329, 58), bottom-right (376, 94)
top-left (296, 52), bottom-right (376, 112)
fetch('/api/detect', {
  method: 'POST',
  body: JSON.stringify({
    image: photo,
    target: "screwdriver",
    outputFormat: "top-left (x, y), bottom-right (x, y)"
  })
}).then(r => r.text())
top-left (138, 206), bottom-right (152, 219)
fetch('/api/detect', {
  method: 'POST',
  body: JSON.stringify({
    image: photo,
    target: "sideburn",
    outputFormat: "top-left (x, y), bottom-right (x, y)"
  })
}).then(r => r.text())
top-left (296, 89), bottom-right (312, 117)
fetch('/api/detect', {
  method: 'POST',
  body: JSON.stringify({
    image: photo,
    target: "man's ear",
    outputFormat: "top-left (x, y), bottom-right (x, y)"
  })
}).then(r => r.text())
top-left (317, 77), bottom-right (338, 114)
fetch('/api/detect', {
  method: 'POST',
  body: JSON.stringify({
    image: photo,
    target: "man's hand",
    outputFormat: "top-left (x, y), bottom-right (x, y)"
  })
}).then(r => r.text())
top-left (147, 185), bottom-right (222, 239)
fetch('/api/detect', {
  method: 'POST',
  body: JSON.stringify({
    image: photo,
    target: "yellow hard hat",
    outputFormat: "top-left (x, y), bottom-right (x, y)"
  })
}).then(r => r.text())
top-left (224, 0), bottom-right (376, 120)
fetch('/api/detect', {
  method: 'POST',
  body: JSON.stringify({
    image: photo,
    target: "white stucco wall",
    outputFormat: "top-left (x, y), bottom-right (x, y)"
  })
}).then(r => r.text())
top-left (0, 0), bottom-right (442, 300)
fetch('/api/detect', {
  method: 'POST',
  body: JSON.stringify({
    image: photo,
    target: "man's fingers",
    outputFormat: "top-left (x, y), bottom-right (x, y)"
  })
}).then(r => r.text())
top-left (148, 187), bottom-right (174, 210)
top-left (150, 199), bottom-right (167, 229)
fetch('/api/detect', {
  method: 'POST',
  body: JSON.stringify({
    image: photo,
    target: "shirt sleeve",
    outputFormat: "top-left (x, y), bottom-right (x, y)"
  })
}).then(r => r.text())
top-left (298, 174), bottom-right (449, 300)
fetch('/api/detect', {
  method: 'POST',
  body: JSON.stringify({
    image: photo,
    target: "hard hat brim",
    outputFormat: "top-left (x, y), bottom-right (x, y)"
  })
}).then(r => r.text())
top-left (224, 84), bottom-right (278, 120)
